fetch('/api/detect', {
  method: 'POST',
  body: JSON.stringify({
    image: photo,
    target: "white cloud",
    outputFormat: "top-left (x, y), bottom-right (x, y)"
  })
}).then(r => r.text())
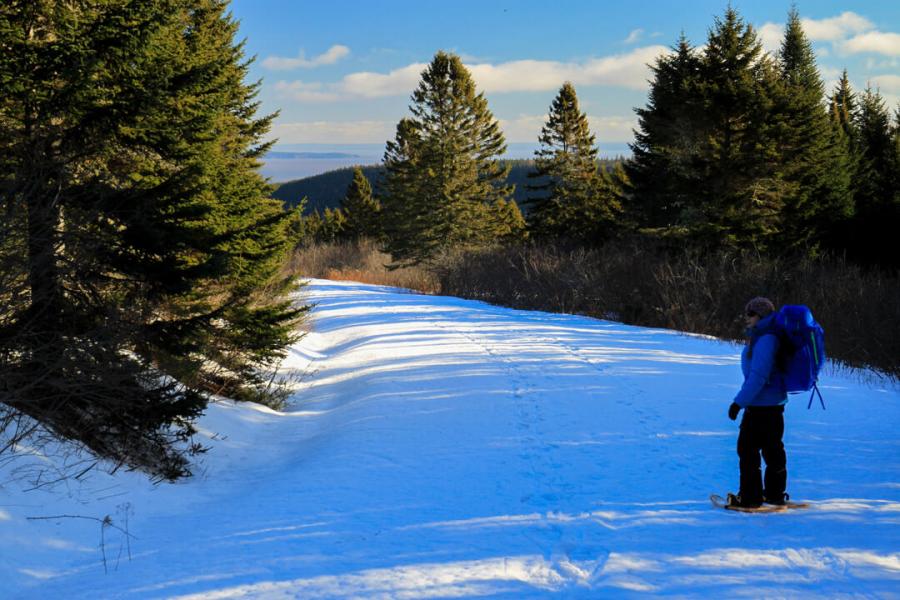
top-left (339, 63), bottom-right (428, 98)
top-left (274, 80), bottom-right (341, 102)
top-left (801, 12), bottom-right (874, 41)
top-left (819, 65), bottom-right (844, 82)
top-left (269, 120), bottom-right (395, 144)
top-left (865, 57), bottom-right (900, 70)
top-left (499, 114), bottom-right (637, 143)
top-left (262, 44), bottom-right (350, 70)
top-left (840, 31), bottom-right (900, 57)
top-left (624, 29), bottom-right (644, 44)
top-left (272, 46), bottom-right (670, 104)
top-left (269, 112), bottom-right (640, 146)
top-left (588, 115), bottom-right (639, 142)
top-left (757, 11), bottom-right (876, 54)
top-left (758, 23), bottom-right (785, 54)
top-left (496, 115), bottom-right (547, 142)
top-left (870, 74), bottom-right (900, 94)
top-left (469, 46), bottom-right (668, 93)
top-left (468, 60), bottom-right (578, 93)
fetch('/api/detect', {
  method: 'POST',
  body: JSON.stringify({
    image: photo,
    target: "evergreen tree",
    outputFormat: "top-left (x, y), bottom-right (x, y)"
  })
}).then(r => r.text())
top-left (321, 207), bottom-right (348, 242)
top-left (894, 104), bottom-right (900, 202)
top-left (629, 10), bottom-right (788, 248)
top-left (829, 70), bottom-right (859, 141)
top-left (527, 82), bottom-right (620, 244)
top-left (849, 86), bottom-right (899, 269)
top-left (381, 118), bottom-right (428, 262)
top-left (340, 166), bottom-right (383, 240)
top-left (626, 34), bottom-right (704, 231)
top-left (381, 52), bottom-right (513, 265)
top-left (774, 8), bottom-right (853, 252)
top-left (153, 1), bottom-right (303, 407)
top-left (0, 0), bottom-right (303, 479)
top-left (691, 7), bottom-right (787, 248)
top-left (824, 71), bottom-right (861, 250)
top-left (490, 198), bottom-right (527, 243)
top-left (291, 202), bottom-right (325, 246)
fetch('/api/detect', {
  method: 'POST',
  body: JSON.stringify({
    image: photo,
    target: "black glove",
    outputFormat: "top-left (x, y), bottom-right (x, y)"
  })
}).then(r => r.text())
top-left (728, 402), bottom-right (741, 421)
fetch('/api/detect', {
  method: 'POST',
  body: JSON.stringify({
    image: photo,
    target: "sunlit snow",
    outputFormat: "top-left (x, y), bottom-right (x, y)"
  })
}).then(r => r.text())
top-left (2, 279), bottom-right (898, 598)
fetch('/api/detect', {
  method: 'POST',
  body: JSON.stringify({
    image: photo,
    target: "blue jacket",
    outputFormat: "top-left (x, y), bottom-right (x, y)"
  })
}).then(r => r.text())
top-left (733, 313), bottom-right (788, 408)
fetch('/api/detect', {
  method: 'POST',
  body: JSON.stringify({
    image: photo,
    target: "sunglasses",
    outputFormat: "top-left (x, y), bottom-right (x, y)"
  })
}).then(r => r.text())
top-left (746, 311), bottom-right (759, 318)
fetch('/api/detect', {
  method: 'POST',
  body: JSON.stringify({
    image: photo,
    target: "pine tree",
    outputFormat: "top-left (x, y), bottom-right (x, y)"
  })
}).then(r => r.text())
top-left (774, 8), bottom-right (853, 252)
top-left (340, 166), bottom-right (383, 240)
top-left (381, 52), bottom-right (513, 265)
top-left (527, 82), bottom-right (619, 244)
top-left (692, 7), bottom-right (788, 248)
top-left (490, 198), bottom-right (527, 243)
top-left (626, 33), bottom-right (703, 231)
top-left (829, 70), bottom-right (859, 141)
top-left (628, 10), bottom-right (787, 248)
top-left (292, 203), bottom-right (325, 246)
top-left (381, 118), bottom-right (429, 262)
top-left (321, 207), bottom-right (348, 242)
top-left (849, 86), bottom-right (899, 268)
top-left (155, 0), bottom-right (304, 407)
top-left (0, 0), bottom-right (303, 479)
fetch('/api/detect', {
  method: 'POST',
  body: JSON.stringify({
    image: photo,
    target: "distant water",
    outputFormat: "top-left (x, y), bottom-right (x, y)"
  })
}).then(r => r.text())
top-left (260, 144), bottom-right (382, 182)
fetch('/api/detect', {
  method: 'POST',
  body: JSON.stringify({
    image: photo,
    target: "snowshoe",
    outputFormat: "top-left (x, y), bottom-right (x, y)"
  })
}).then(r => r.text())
top-left (710, 493), bottom-right (809, 513)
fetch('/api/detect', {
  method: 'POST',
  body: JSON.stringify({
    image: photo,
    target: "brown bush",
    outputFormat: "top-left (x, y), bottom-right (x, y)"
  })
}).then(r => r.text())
top-left (289, 238), bottom-right (439, 293)
top-left (289, 238), bottom-right (899, 379)
top-left (434, 240), bottom-right (899, 379)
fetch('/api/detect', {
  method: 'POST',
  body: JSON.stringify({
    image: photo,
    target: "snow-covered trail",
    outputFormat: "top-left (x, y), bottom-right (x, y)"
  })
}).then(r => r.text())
top-left (3, 279), bottom-right (900, 598)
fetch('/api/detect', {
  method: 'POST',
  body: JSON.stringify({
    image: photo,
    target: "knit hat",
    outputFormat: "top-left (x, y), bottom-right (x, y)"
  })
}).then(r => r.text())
top-left (745, 296), bottom-right (775, 317)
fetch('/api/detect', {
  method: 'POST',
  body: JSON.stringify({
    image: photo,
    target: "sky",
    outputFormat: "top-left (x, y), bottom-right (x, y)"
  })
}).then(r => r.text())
top-left (228, 1), bottom-right (900, 155)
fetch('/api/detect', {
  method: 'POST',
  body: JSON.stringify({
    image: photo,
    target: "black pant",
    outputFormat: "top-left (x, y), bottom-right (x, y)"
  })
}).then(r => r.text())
top-left (737, 405), bottom-right (787, 503)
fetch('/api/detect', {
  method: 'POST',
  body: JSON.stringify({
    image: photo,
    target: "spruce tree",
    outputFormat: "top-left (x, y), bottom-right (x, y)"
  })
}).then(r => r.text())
top-left (381, 52), bottom-right (513, 265)
top-left (490, 198), bottom-right (528, 243)
top-left (0, 0), bottom-right (303, 479)
top-left (628, 10), bottom-right (787, 247)
top-left (774, 8), bottom-right (853, 252)
top-left (626, 34), bottom-right (703, 231)
top-left (829, 70), bottom-right (859, 141)
top-left (340, 166), bottom-right (383, 240)
top-left (692, 7), bottom-right (787, 248)
top-left (321, 207), bottom-right (348, 242)
top-left (850, 86), bottom-right (899, 268)
top-left (527, 82), bottom-right (620, 244)
top-left (381, 118), bottom-right (429, 262)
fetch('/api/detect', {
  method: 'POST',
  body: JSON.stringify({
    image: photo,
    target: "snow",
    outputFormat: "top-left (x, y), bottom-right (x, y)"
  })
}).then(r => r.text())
top-left (2, 278), bottom-right (899, 599)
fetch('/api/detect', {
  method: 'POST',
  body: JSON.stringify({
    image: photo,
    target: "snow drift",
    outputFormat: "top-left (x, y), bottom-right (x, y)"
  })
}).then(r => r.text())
top-left (2, 279), bottom-right (899, 598)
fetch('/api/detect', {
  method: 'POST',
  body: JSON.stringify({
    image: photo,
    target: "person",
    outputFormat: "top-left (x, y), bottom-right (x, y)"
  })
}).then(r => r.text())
top-left (726, 297), bottom-right (789, 508)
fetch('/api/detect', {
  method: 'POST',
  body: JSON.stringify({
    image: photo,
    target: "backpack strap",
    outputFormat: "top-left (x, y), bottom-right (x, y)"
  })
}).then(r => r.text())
top-left (807, 383), bottom-right (826, 410)
top-left (748, 332), bottom-right (784, 388)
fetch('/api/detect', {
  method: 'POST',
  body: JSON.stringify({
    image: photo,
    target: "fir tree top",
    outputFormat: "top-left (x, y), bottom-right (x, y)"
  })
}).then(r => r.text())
top-left (779, 7), bottom-right (824, 96)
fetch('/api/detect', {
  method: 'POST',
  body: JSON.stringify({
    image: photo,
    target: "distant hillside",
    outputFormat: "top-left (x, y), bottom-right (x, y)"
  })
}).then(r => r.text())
top-left (272, 159), bottom-right (622, 214)
top-left (273, 165), bottom-right (384, 213)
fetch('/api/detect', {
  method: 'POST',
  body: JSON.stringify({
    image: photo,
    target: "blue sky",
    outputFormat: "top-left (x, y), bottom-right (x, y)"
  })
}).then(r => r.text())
top-left (229, 1), bottom-right (900, 153)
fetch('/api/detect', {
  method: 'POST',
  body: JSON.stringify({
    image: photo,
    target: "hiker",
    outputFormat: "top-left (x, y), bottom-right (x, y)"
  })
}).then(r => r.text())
top-left (727, 297), bottom-right (789, 509)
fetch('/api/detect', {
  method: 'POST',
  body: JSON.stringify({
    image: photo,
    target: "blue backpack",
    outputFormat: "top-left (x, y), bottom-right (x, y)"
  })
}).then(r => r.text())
top-left (774, 305), bottom-right (826, 409)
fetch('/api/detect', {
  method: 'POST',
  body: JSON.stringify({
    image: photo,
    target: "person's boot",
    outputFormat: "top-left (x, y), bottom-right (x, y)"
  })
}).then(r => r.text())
top-left (726, 493), bottom-right (762, 509)
top-left (764, 492), bottom-right (790, 506)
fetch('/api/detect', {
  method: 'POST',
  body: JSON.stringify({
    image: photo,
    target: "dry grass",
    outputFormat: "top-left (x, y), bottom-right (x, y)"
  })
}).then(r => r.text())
top-left (288, 238), bottom-right (899, 379)
top-left (289, 239), bottom-right (439, 293)
top-left (434, 240), bottom-right (900, 379)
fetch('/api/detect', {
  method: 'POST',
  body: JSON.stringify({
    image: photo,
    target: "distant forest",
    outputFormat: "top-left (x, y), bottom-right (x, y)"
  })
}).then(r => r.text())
top-left (272, 159), bottom-right (623, 214)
